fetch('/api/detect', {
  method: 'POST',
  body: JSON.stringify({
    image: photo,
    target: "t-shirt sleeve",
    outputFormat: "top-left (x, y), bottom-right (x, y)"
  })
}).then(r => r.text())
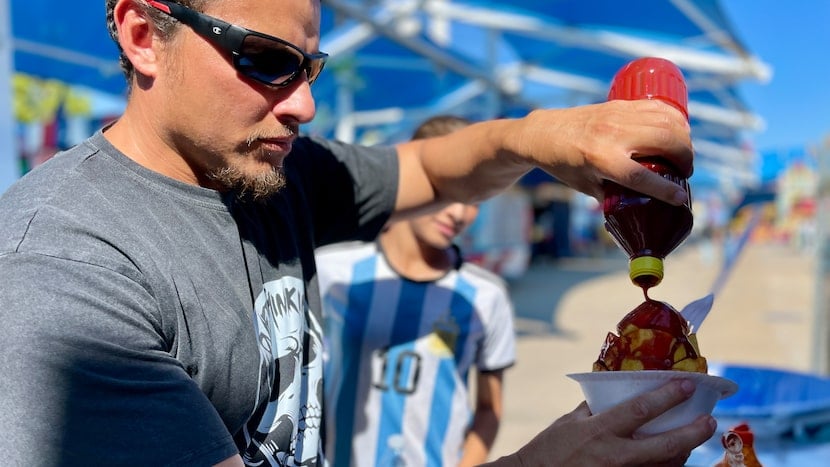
top-left (0, 252), bottom-right (239, 466)
top-left (478, 281), bottom-right (518, 372)
top-left (289, 136), bottom-right (399, 246)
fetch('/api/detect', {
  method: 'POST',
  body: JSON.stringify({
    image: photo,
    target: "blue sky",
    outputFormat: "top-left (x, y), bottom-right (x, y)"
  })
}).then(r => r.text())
top-left (721, 0), bottom-right (830, 152)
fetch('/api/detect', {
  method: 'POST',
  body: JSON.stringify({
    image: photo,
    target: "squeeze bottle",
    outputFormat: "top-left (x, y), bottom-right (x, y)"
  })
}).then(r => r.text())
top-left (602, 57), bottom-right (694, 290)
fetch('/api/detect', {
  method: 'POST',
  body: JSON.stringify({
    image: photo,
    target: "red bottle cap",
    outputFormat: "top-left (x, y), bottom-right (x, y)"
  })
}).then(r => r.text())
top-left (608, 57), bottom-right (688, 121)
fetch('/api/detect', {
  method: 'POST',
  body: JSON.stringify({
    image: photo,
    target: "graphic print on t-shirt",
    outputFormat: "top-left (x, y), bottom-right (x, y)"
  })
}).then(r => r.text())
top-left (241, 276), bottom-right (323, 466)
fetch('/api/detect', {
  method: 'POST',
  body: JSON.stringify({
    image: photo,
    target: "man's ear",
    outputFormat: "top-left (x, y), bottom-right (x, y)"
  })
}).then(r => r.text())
top-left (113, 0), bottom-right (161, 80)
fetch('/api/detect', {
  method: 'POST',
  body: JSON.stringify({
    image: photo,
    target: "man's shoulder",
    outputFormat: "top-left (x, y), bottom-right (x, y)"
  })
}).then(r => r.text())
top-left (291, 135), bottom-right (397, 164)
top-left (0, 139), bottom-right (101, 247)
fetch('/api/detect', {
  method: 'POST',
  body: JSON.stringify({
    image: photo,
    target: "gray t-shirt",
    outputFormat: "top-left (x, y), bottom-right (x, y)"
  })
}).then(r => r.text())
top-left (0, 131), bottom-right (397, 466)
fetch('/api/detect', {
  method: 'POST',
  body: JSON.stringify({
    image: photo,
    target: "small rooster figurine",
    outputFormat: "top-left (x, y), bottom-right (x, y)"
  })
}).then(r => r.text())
top-left (714, 422), bottom-right (762, 467)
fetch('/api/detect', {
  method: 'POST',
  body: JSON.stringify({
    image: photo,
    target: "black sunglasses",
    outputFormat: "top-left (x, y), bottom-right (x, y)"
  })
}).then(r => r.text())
top-left (147, 0), bottom-right (328, 88)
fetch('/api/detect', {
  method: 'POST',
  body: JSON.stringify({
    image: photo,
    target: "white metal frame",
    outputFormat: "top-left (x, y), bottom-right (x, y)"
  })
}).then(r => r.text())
top-left (319, 0), bottom-right (772, 189)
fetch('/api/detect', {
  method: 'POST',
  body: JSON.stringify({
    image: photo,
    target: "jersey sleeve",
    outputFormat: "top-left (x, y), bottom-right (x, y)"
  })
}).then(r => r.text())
top-left (477, 282), bottom-right (518, 372)
top-left (0, 252), bottom-right (239, 466)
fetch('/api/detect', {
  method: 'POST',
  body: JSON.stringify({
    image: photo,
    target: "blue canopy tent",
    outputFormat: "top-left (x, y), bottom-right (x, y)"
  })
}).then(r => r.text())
top-left (1, 0), bottom-right (124, 192)
top-left (10, 0), bottom-right (123, 95)
top-left (314, 0), bottom-right (771, 192)
top-left (2, 0), bottom-right (770, 195)
top-left (311, 5), bottom-right (531, 142)
top-left (485, 0), bottom-right (767, 191)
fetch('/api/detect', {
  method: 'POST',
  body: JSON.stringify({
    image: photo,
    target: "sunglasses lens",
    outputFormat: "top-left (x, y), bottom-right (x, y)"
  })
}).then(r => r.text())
top-left (238, 35), bottom-right (304, 86)
top-left (305, 58), bottom-right (325, 85)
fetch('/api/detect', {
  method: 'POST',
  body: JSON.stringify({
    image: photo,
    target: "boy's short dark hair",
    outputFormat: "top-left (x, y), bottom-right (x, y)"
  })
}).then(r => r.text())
top-left (411, 115), bottom-right (472, 140)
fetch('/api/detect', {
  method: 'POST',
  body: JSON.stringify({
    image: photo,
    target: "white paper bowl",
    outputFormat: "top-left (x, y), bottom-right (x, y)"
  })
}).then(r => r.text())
top-left (567, 370), bottom-right (738, 435)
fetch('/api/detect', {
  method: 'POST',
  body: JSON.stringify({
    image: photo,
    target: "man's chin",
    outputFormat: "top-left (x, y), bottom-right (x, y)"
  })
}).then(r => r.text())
top-left (209, 165), bottom-right (286, 201)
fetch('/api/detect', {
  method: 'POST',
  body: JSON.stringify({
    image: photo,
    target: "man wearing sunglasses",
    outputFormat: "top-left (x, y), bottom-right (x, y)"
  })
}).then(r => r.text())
top-left (0, 1), bottom-right (710, 466)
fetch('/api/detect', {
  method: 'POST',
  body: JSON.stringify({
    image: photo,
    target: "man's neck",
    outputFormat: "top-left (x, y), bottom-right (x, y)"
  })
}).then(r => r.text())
top-left (103, 102), bottom-right (208, 188)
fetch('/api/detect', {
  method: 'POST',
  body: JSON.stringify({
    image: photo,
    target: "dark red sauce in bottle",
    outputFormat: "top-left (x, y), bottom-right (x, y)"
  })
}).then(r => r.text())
top-left (602, 57), bottom-right (693, 291)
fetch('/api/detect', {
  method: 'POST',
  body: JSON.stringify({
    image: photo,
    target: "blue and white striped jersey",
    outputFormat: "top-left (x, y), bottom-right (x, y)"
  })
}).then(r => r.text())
top-left (317, 241), bottom-right (516, 467)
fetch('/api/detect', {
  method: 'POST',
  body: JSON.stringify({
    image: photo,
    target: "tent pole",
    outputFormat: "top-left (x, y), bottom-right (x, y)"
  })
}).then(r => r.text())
top-left (815, 139), bottom-right (830, 375)
top-left (0, 0), bottom-right (18, 194)
top-left (485, 28), bottom-right (501, 119)
top-left (335, 64), bottom-right (356, 143)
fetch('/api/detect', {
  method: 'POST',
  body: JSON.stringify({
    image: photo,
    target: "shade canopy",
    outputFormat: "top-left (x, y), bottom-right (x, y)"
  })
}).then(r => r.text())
top-left (10, 0), bottom-right (123, 95)
top-left (7, 0), bottom-right (772, 191)
top-left (312, 0), bottom-right (771, 191)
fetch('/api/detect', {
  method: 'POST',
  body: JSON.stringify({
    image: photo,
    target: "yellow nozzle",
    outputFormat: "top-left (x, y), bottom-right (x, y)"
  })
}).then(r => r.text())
top-left (629, 256), bottom-right (664, 286)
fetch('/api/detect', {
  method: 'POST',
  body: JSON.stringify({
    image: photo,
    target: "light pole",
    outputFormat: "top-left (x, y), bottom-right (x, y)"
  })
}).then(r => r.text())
top-left (815, 136), bottom-right (830, 375)
top-left (0, 0), bottom-right (18, 194)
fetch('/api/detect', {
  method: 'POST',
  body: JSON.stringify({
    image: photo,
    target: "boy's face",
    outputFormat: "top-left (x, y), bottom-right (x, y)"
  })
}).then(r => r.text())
top-left (409, 202), bottom-right (479, 250)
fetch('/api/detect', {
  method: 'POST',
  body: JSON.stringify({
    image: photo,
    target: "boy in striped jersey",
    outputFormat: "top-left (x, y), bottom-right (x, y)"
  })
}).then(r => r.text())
top-left (318, 115), bottom-right (516, 466)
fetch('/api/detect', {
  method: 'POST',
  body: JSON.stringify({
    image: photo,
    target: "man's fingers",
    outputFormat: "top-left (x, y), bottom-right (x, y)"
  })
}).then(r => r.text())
top-left (594, 101), bottom-right (693, 206)
top-left (562, 401), bottom-right (593, 422)
top-left (607, 157), bottom-right (691, 206)
top-left (587, 379), bottom-right (718, 465)
top-left (624, 414), bottom-right (717, 466)
top-left (596, 379), bottom-right (695, 436)
top-left (627, 99), bottom-right (694, 176)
